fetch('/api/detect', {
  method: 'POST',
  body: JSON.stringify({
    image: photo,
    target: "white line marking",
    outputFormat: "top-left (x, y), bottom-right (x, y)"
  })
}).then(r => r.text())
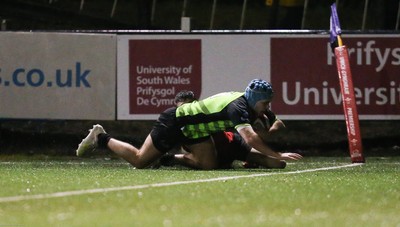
top-left (0, 163), bottom-right (363, 203)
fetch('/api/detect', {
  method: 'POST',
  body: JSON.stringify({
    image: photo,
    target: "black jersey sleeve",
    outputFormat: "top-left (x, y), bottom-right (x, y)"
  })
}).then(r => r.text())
top-left (225, 96), bottom-right (253, 127)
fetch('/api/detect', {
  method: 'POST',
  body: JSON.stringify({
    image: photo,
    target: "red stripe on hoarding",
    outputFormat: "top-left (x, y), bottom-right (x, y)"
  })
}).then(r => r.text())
top-left (335, 46), bottom-right (365, 163)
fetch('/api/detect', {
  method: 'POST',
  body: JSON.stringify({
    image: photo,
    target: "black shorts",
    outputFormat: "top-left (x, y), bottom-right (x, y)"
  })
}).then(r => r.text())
top-left (213, 131), bottom-right (251, 168)
top-left (150, 107), bottom-right (210, 153)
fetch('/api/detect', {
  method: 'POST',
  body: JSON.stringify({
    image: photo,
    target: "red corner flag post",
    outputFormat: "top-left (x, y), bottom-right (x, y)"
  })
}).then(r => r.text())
top-left (330, 3), bottom-right (365, 163)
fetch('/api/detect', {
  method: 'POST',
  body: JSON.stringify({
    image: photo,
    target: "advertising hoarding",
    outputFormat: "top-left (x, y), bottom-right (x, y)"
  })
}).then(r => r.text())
top-left (118, 34), bottom-right (399, 120)
top-left (0, 32), bottom-right (116, 120)
top-left (271, 35), bottom-right (400, 119)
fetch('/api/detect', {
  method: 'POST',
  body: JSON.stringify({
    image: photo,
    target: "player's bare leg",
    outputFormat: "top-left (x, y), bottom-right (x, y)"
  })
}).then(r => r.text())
top-left (173, 138), bottom-right (218, 170)
top-left (106, 135), bottom-right (163, 169)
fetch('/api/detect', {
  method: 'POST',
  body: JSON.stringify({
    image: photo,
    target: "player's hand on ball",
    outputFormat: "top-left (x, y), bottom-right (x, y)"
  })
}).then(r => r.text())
top-left (279, 152), bottom-right (303, 161)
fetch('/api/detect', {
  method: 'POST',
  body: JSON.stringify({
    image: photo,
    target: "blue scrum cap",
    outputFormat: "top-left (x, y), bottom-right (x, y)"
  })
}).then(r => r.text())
top-left (244, 79), bottom-right (274, 108)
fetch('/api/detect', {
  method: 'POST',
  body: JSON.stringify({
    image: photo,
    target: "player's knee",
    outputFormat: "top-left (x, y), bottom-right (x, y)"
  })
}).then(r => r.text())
top-left (279, 161), bottom-right (287, 169)
top-left (133, 162), bottom-right (147, 169)
top-left (198, 159), bottom-right (218, 170)
top-left (127, 153), bottom-right (151, 169)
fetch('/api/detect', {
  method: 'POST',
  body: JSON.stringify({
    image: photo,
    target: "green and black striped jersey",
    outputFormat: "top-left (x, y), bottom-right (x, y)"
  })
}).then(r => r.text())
top-left (176, 91), bottom-right (255, 139)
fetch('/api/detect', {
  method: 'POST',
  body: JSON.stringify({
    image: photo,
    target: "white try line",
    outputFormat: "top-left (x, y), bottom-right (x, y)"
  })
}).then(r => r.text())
top-left (0, 163), bottom-right (363, 203)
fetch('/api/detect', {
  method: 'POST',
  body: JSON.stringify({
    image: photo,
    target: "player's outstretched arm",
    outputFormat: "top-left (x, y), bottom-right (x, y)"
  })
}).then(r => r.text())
top-left (238, 125), bottom-right (301, 161)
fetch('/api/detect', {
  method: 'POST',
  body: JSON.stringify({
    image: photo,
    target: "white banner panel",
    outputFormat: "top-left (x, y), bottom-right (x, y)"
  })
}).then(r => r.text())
top-left (117, 34), bottom-right (270, 120)
top-left (0, 32), bottom-right (116, 120)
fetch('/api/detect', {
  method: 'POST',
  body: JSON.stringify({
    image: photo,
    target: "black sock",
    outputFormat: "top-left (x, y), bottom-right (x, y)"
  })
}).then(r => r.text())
top-left (97, 133), bottom-right (111, 149)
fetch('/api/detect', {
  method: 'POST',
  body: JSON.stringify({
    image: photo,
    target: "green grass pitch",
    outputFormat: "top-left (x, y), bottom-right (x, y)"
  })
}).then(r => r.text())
top-left (0, 156), bottom-right (399, 226)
